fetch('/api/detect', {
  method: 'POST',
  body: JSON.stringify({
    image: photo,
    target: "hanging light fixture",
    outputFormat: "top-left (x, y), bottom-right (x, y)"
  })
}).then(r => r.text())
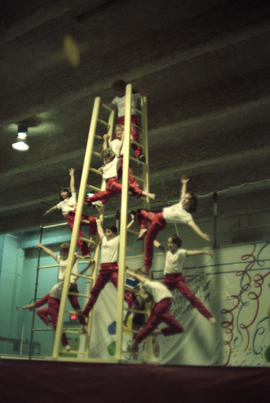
top-left (12, 125), bottom-right (29, 151)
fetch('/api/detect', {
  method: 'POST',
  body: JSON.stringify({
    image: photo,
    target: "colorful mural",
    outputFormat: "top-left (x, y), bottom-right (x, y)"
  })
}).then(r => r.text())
top-left (87, 243), bottom-right (270, 366)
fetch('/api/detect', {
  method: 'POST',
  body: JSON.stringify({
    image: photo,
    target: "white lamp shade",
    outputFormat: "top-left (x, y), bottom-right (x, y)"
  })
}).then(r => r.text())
top-left (12, 140), bottom-right (29, 151)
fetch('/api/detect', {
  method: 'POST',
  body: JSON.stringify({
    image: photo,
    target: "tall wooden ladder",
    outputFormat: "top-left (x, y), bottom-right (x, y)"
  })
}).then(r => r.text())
top-left (51, 98), bottom-right (115, 359)
top-left (52, 84), bottom-right (153, 362)
top-left (114, 85), bottom-right (153, 362)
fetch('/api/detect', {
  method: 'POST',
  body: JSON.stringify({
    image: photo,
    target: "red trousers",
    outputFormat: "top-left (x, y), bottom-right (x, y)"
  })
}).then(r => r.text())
top-left (65, 212), bottom-right (96, 256)
top-left (86, 177), bottom-right (143, 205)
top-left (115, 115), bottom-right (142, 158)
top-left (34, 294), bottom-right (68, 347)
top-left (163, 273), bottom-right (212, 319)
top-left (83, 262), bottom-right (134, 315)
top-left (118, 155), bottom-right (141, 193)
top-left (137, 209), bottom-right (166, 269)
top-left (68, 283), bottom-right (86, 325)
top-left (134, 298), bottom-right (183, 344)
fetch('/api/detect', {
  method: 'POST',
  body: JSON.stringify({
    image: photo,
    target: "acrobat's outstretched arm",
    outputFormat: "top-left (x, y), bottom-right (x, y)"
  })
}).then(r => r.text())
top-left (96, 218), bottom-right (104, 239)
top-left (43, 205), bottom-right (57, 216)
top-left (186, 249), bottom-right (213, 257)
top-left (69, 168), bottom-right (75, 193)
top-left (126, 269), bottom-right (147, 284)
top-left (153, 240), bottom-right (166, 253)
top-left (103, 133), bottom-right (110, 150)
top-left (180, 175), bottom-right (189, 199)
top-left (36, 242), bottom-right (57, 261)
top-left (188, 221), bottom-right (210, 242)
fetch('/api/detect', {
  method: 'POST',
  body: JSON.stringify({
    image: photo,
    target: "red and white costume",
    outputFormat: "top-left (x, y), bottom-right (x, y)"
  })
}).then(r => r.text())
top-left (86, 156), bottom-right (143, 205)
top-left (112, 93), bottom-right (142, 158)
top-left (110, 138), bottom-right (141, 191)
top-left (34, 284), bottom-right (68, 347)
top-left (57, 256), bottom-right (86, 324)
top-left (162, 249), bottom-right (212, 320)
top-left (137, 199), bottom-right (193, 269)
top-left (35, 257), bottom-right (86, 329)
top-left (83, 235), bottom-right (134, 315)
top-left (134, 280), bottom-right (183, 344)
top-left (57, 191), bottom-right (96, 255)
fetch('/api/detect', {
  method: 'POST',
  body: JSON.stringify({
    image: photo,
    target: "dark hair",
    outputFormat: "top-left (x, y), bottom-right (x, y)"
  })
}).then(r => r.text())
top-left (112, 79), bottom-right (126, 90)
top-left (101, 148), bottom-right (115, 160)
top-left (59, 242), bottom-right (70, 252)
top-left (59, 187), bottom-right (71, 200)
top-left (105, 225), bottom-right (118, 234)
top-left (169, 235), bottom-right (182, 248)
top-left (186, 192), bottom-right (197, 212)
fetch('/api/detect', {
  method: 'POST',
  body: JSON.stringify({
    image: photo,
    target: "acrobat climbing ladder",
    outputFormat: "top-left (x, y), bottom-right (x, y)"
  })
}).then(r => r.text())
top-left (52, 84), bottom-right (153, 362)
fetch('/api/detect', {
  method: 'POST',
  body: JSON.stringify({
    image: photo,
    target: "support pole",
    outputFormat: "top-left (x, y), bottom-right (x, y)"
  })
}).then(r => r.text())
top-left (28, 224), bottom-right (43, 359)
top-left (140, 95), bottom-right (153, 362)
top-left (115, 84), bottom-right (132, 360)
top-left (213, 192), bottom-right (218, 249)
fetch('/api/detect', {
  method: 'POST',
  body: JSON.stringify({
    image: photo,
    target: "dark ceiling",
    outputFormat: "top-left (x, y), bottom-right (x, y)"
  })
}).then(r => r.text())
top-left (1, 0), bottom-right (270, 234)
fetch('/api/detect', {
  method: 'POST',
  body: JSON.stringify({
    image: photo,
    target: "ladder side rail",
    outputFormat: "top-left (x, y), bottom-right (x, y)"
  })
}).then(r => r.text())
top-left (141, 96), bottom-right (150, 197)
top-left (115, 83), bottom-right (132, 361)
top-left (52, 97), bottom-right (101, 359)
top-left (81, 242), bottom-right (100, 358)
top-left (84, 106), bottom-right (115, 358)
top-left (141, 95), bottom-right (153, 363)
top-left (29, 224), bottom-right (43, 359)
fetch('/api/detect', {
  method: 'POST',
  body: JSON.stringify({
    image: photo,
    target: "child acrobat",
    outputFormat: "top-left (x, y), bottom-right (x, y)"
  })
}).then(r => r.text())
top-left (126, 268), bottom-right (184, 358)
top-left (22, 243), bottom-right (94, 350)
top-left (43, 168), bottom-right (97, 256)
top-left (111, 79), bottom-right (144, 159)
top-left (23, 242), bottom-right (93, 326)
top-left (103, 125), bottom-right (140, 190)
top-left (86, 133), bottom-right (155, 206)
top-left (22, 282), bottom-right (72, 351)
top-left (124, 283), bottom-right (160, 358)
top-left (81, 216), bottom-right (136, 318)
top-left (136, 175), bottom-right (210, 271)
top-left (155, 235), bottom-right (216, 325)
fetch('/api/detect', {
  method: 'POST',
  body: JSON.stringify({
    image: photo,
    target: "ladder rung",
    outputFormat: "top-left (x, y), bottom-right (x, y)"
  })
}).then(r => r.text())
top-left (93, 151), bottom-right (102, 159)
top-left (130, 156), bottom-right (145, 166)
top-left (102, 103), bottom-right (113, 112)
top-left (90, 167), bottom-right (102, 176)
top-left (64, 329), bottom-right (87, 335)
top-left (72, 272), bottom-right (94, 280)
top-left (95, 134), bottom-right (103, 140)
top-left (60, 349), bottom-right (80, 355)
top-left (122, 326), bottom-right (139, 334)
top-left (87, 184), bottom-right (102, 192)
top-left (131, 139), bottom-right (144, 148)
top-left (79, 236), bottom-right (96, 245)
top-left (122, 348), bottom-right (148, 357)
top-left (32, 328), bottom-right (54, 332)
top-left (132, 123), bottom-right (142, 131)
top-left (127, 228), bottom-right (140, 236)
top-left (135, 108), bottom-right (142, 115)
top-left (131, 174), bottom-right (144, 183)
top-left (69, 291), bottom-right (90, 298)
top-left (38, 264), bottom-right (59, 269)
top-left (126, 247), bottom-right (144, 256)
top-left (98, 118), bottom-right (109, 127)
top-left (123, 307), bottom-right (148, 314)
